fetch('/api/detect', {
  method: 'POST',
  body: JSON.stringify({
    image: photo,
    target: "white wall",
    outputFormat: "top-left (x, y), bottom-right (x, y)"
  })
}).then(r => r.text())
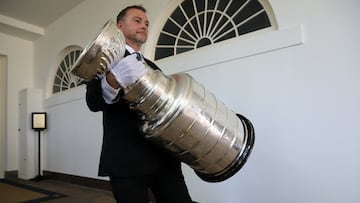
top-left (0, 33), bottom-right (33, 172)
top-left (174, 1), bottom-right (360, 202)
top-left (18, 0), bottom-right (360, 202)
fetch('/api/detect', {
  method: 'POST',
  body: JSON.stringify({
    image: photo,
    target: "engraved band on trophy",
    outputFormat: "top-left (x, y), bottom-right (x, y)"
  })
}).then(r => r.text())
top-left (71, 20), bottom-right (255, 182)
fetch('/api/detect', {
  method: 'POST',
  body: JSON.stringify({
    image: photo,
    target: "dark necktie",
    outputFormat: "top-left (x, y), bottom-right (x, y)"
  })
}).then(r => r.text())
top-left (135, 52), bottom-right (143, 61)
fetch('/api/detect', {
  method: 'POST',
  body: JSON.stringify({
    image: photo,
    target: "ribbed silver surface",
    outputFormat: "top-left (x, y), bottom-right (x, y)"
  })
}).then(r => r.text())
top-left (124, 67), bottom-right (254, 182)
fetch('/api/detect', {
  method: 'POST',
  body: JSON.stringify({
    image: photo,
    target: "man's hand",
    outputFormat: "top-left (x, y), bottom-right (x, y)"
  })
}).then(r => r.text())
top-left (109, 54), bottom-right (147, 88)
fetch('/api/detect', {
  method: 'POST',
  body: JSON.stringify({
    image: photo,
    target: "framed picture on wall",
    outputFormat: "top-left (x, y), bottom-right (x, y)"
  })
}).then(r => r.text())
top-left (31, 112), bottom-right (47, 130)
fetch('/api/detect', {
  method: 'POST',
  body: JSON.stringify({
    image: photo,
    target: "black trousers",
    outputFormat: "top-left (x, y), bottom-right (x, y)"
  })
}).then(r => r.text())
top-left (110, 171), bottom-right (193, 203)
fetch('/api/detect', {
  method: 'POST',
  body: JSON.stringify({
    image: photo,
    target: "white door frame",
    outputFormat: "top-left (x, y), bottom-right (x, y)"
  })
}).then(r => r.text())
top-left (0, 55), bottom-right (6, 179)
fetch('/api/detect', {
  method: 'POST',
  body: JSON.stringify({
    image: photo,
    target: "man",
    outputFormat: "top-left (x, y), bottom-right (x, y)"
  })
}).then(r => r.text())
top-left (85, 5), bottom-right (193, 203)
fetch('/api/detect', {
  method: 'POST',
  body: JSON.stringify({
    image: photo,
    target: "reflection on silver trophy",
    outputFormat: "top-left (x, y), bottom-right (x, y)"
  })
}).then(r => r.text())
top-left (71, 20), bottom-right (255, 182)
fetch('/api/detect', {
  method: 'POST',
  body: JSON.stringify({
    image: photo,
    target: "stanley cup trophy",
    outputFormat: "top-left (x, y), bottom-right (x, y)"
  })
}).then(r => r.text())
top-left (71, 20), bottom-right (255, 182)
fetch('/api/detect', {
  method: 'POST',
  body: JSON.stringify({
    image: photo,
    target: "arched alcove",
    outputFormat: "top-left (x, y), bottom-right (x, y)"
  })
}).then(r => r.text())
top-left (48, 45), bottom-right (84, 97)
top-left (153, 0), bottom-right (276, 60)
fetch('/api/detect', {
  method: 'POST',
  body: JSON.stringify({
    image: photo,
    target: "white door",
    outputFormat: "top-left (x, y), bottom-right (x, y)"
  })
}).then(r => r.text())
top-left (0, 55), bottom-right (6, 179)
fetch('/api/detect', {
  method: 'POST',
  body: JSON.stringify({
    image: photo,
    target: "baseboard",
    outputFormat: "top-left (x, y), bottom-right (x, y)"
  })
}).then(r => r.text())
top-left (4, 170), bottom-right (18, 179)
top-left (42, 170), bottom-right (111, 191)
top-left (4, 170), bottom-right (110, 191)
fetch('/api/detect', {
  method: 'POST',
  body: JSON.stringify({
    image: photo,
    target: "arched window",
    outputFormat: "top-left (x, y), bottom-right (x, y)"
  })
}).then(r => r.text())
top-left (155, 0), bottom-right (272, 60)
top-left (52, 46), bottom-right (84, 94)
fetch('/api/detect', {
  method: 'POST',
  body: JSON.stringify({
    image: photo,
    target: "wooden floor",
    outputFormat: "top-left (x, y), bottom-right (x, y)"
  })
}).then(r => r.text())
top-left (6, 177), bottom-right (116, 203)
top-left (5, 175), bottom-right (196, 203)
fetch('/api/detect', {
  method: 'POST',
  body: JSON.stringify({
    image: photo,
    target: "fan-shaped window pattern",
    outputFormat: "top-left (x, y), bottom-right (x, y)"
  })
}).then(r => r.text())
top-left (155, 0), bottom-right (272, 60)
top-left (52, 48), bottom-right (84, 94)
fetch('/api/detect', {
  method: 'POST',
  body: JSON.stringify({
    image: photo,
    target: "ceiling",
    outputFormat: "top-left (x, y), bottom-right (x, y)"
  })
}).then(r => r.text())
top-left (0, 0), bottom-right (85, 41)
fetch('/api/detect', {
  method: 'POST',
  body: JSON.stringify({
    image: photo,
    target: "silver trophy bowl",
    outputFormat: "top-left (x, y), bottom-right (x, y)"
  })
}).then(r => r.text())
top-left (71, 20), bottom-right (126, 81)
top-left (72, 20), bottom-right (255, 182)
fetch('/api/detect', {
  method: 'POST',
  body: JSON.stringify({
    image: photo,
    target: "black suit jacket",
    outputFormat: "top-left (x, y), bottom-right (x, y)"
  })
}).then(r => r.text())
top-left (85, 51), bottom-right (181, 177)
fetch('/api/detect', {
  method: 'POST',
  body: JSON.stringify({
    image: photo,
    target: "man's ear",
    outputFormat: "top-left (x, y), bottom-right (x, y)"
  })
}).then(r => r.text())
top-left (116, 22), bottom-right (123, 29)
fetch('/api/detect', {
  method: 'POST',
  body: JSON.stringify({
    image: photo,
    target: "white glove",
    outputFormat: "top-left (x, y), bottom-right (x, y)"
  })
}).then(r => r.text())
top-left (110, 53), bottom-right (147, 88)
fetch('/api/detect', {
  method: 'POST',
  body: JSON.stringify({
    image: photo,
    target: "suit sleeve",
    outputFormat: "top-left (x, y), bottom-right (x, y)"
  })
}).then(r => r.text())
top-left (85, 78), bottom-right (106, 112)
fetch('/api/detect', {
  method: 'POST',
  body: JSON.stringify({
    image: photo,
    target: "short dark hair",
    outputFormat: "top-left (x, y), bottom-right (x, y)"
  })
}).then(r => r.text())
top-left (116, 5), bottom-right (147, 23)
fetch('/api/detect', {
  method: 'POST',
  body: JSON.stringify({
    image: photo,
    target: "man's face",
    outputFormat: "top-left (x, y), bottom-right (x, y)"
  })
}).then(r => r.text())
top-left (117, 8), bottom-right (149, 50)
